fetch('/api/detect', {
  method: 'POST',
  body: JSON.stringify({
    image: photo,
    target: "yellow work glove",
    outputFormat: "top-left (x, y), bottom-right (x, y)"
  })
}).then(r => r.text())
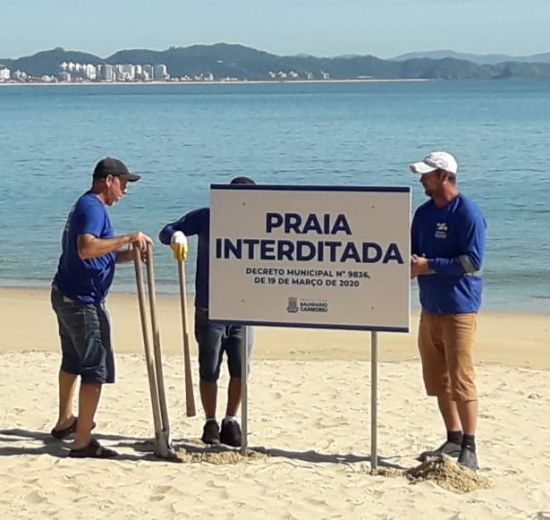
top-left (170, 231), bottom-right (188, 262)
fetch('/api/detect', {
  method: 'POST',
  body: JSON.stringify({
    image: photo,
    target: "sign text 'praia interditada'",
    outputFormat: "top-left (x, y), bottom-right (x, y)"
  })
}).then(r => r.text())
top-left (215, 212), bottom-right (404, 264)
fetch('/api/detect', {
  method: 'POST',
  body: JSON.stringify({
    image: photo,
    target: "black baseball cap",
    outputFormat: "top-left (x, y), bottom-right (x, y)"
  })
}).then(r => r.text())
top-left (93, 157), bottom-right (141, 182)
top-left (230, 176), bottom-right (255, 185)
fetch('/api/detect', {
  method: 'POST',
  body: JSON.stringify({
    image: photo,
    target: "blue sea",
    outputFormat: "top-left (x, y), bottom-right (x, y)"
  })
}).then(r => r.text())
top-left (1, 81), bottom-right (549, 312)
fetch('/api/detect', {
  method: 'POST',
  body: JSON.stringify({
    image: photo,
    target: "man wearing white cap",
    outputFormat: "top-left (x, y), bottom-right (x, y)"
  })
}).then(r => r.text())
top-left (409, 151), bottom-right (486, 471)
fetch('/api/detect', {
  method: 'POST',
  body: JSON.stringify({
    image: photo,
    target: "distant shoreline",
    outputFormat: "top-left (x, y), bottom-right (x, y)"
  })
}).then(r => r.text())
top-left (0, 78), bottom-right (429, 88)
top-left (0, 282), bottom-right (547, 314)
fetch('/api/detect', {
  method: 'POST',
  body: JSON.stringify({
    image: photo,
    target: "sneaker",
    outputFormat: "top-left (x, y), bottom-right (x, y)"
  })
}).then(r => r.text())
top-left (458, 446), bottom-right (479, 471)
top-left (220, 419), bottom-right (242, 447)
top-left (201, 420), bottom-right (220, 445)
top-left (417, 440), bottom-right (462, 462)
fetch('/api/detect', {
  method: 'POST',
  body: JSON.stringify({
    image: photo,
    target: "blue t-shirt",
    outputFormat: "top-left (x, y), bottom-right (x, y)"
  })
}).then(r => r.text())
top-left (53, 191), bottom-right (116, 304)
top-left (159, 207), bottom-right (210, 309)
top-left (411, 193), bottom-right (487, 313)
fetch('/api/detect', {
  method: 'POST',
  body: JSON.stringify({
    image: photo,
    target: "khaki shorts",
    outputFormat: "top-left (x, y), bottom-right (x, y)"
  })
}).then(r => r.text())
top-left (418, 311), bottom-right (478, 401)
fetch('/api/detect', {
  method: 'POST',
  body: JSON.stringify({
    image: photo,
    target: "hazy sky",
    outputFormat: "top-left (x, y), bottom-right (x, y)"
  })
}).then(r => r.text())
top-left (2, 0), bottom-right (550, 59)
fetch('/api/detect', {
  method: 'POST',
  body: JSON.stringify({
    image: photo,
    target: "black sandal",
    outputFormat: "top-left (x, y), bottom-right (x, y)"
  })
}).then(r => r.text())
top-left (51, 418), bottom-right (78, 439)
top-left (69, 438), bottom-right (118, 459)
top-left (51, 418), bottom-right (96, 440)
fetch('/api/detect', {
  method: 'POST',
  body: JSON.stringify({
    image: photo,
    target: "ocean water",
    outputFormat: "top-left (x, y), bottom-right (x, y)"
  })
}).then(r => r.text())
top-left (1, 81), bottom-right (549, 312)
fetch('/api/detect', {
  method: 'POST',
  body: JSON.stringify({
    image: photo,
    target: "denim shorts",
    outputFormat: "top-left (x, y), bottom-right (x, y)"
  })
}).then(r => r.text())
top-left (51, 286), bottom-right (115, 384)
top-left (194, 308), bottom-right (253, 383)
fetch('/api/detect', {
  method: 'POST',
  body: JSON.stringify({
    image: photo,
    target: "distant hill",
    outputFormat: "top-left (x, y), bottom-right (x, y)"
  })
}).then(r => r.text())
top-left (0, 47), bottom-right (102, 76)
top-left (392, 49), bottom-right (550, 65)
top-left (2, 44), bottom-right (550, 80)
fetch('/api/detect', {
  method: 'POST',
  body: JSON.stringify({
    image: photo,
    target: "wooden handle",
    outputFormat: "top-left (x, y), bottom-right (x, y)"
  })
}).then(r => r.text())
top-left (178, 260), bottom-right (196, 417)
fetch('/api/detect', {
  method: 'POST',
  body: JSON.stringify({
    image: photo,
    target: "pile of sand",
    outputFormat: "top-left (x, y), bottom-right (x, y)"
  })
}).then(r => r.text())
top-left (405, 455), bottom-right (492, 493)
top-left (176, 447), bottom-right (268, 464)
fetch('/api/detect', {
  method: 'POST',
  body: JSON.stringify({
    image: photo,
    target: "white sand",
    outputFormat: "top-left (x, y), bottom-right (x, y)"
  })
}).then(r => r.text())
top-left (1, 288), bottom-right (549, 519)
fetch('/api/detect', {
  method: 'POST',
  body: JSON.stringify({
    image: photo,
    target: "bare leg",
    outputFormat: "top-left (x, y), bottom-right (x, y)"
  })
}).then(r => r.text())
top-left (456, 399), bottom-right (478, 436)
top-left (200, 380), bottom-right (218, 419)
top-left (437, 394), bottom-right (462, 432)
top-left (54, 370), bottom-right (78, 430)
top-left (73, 383), bottom-right (102, 449)
top-left (226, 377), bottom-right (241, 417)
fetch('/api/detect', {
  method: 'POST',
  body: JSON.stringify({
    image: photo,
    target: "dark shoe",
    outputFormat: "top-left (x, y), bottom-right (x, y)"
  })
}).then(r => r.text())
top-left (51, 418), bottom-right (96, 440)
top-left (220, 419), bottom-right (242, 447)
top-left (201, 420), bottom-right (220, 445)
top-left (458, 446), bottom-right (479, 471)
top-left (417, 440), bottom-right (462, 462)
top-left (69, 438), bottom-right (118, 459)
top-left (51, 418), bottom-right (78, 439)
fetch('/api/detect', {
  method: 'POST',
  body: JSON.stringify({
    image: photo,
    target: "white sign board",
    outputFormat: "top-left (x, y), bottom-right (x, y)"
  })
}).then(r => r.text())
top-left (209, 185), bottom-right (410, 332)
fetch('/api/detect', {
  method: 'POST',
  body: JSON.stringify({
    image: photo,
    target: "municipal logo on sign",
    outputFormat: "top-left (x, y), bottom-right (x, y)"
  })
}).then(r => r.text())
top-left (287, 297), bottom-right (299, 313)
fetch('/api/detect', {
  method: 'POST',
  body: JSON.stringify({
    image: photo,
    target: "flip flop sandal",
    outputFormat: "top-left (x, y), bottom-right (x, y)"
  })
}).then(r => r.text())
top-left (51, 418), bottom-right (97, 440)
top-left (69, 438), bottom-right (118, 459)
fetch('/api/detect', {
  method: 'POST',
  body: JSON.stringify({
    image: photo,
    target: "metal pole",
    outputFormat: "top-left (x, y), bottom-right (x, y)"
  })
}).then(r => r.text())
top-left (371, 331), bottom-right (378, 472)
top-left (240, 326), bottom-right (249, 456)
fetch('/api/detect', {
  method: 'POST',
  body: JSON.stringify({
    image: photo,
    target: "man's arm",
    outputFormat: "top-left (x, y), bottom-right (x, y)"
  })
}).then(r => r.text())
top-left (427, 211), bottom-right (486, 276)
top-left (412, 210), bottom-right (486, 278)
top-left (77, 232), bottom-right (152, 262)
top-left (159, 208), bottom-right (205, 244)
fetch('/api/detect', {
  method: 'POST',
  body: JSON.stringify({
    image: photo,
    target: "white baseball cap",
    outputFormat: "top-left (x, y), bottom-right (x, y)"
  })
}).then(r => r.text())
top-left (409, 151), bottom-right (458, 175)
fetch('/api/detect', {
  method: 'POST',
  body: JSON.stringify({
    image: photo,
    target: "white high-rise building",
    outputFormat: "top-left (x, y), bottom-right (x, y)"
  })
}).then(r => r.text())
top-left (153, 64), bottom-right (168, 80)
top-left (116, 64), bottom-right (135, 81)
top-left (99, 64), bottom-right (115, 82)
top-left (143, 64), bottom-right (154, 81)
top-left (82, 64), bottom-right (97, 80)
top-left (0, 67), bottom-right (10, 81)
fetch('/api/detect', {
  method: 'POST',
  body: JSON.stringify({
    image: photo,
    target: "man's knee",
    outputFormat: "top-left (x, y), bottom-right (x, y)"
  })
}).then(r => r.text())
top-left (199, 363), bottom-right (221, 383)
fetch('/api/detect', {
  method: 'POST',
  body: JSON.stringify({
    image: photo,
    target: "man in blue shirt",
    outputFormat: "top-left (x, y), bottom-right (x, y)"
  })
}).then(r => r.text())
top-left (51, 157), bottom-right (152, 458)
top-left (410, 151), bottom-right (486, 471)
top-left (159, 177), bottom-right (254, 447)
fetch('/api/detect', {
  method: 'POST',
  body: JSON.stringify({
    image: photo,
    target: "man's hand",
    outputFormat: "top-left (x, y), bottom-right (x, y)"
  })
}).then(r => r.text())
top-left (113, 231), bottom-right (153, 263)
top-left (170, 231), bottom-right (188, 262)
top-left (128, 231), bottom-right (153, 252)
top-left (410, 254), bottom-right (429, 278)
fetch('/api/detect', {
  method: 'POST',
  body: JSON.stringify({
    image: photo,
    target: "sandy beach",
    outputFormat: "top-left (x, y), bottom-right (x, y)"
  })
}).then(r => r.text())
top-left (1, 287), bottom-right (549, 519)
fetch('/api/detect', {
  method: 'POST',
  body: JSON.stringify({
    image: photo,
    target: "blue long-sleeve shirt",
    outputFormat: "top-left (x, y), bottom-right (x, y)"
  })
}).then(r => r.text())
top-left (159, 207), bottom-right (210, 309)
top-left (411, 193), bottom-right (487, 313)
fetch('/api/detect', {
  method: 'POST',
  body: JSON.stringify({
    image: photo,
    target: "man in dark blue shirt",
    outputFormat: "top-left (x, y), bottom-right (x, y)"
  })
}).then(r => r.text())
top-left (410, 151), bottom-right (486, 471)
top-left (51, 157), bottom-right (152, 458)
top-left (159, 176), bottom-right (254, 447)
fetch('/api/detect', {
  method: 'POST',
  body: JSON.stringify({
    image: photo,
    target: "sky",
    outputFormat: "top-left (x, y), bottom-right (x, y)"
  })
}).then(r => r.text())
top-left (2, 0), bottom-right (550, 59)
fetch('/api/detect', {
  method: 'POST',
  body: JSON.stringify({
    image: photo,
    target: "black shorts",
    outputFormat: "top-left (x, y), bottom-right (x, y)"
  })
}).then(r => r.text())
top-left (51, 286), bottom-right (115, 384)
top-left (194, 308), bottom-right (253, 382)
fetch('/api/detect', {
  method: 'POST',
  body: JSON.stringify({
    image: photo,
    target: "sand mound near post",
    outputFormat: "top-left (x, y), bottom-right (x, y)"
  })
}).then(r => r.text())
top-left (405, 455), bottom-right (492, 493)
top-left (176, 447), bottom-right (268, 464)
